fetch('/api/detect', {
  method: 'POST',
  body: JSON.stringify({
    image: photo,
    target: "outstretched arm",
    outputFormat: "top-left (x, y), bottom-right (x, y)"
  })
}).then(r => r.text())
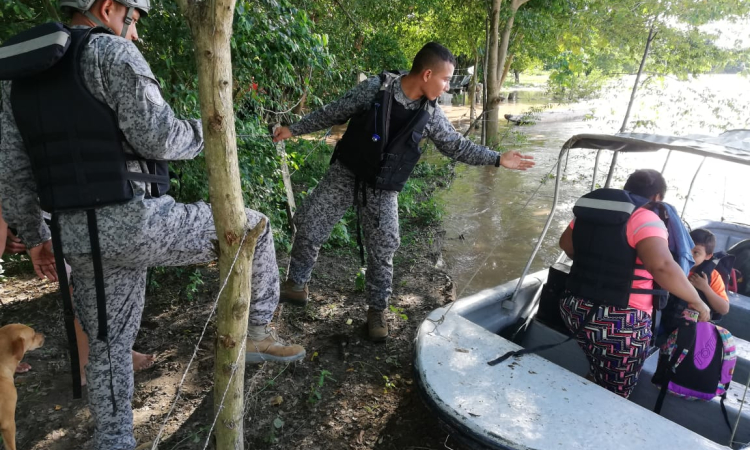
top-left (426, 106), bottom-right (534, 170)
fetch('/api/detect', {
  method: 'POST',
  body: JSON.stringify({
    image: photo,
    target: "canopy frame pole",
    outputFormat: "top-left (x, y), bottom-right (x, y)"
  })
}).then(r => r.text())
top-left (592, 149), bottom-right (603, 191)
top-left (661, 150), bottom-right (672, 174)
top-left (508, 145), bottom-right (570, 305)
top-left (681, 156), bottom-right (706, 219)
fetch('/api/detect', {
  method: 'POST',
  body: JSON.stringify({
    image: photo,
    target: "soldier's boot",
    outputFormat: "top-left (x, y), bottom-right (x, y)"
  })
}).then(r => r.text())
top-left (280, 279), bottom-right (309, 307)
top-left (367, 307), bottom-right (389, 342)
top-left (245, 325), bottom-right (306, 363)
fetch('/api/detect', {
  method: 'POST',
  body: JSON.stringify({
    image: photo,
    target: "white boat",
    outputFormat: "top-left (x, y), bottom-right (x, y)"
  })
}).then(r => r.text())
top-left (415, 131), bottom-right (750, 449)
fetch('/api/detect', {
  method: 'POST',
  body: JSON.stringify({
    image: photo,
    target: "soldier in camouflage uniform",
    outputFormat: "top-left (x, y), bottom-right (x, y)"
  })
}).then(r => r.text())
top-left (273, 42), bottom-right (534, 341)
top-left (0, 1), bottom-right (304, 449)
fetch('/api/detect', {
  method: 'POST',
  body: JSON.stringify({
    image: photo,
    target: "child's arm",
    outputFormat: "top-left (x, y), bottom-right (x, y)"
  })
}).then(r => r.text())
top-left (689, 272), bottom-right (730, 315)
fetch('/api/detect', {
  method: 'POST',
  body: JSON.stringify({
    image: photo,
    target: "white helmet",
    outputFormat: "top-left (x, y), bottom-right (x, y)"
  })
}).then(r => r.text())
top-left (60, 0), bottom-right (150, 38)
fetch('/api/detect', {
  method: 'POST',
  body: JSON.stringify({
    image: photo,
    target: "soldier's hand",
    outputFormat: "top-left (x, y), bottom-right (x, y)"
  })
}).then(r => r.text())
top-left (29, 240), bottom-right (57, 282)
top-left (4, 228), bottom-right (26, 254)
top-left (272, 126), bottom-right (292, 143)
top-left (499, 150), bottom-right (535, 171)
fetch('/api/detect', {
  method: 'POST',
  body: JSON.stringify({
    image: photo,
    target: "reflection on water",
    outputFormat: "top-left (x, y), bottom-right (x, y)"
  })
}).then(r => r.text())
top-left (433, 76), bottom-right (750, 298)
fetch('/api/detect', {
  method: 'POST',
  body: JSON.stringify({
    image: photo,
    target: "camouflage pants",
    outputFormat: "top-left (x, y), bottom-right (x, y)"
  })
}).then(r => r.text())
top-left (65, 199), bottom-right (278, 450)
top-left (288, 160), bottom-right (400, 310)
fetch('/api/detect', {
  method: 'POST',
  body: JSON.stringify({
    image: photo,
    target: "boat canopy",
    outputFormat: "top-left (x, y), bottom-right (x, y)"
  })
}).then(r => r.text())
top-left (564, 130), bottom-right (750, 166)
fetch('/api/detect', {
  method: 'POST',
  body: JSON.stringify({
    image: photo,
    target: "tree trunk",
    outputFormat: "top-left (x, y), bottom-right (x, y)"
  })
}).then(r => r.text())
top-left (481, 16), bottom-right (490, 146)
top-left (485, 0), bottom-right (530, 145)
top-left (177, 1), bottom-right (252, 449)
top-left (605, 23), bottom-right (657, 188)
top-left (485, 0), bottom-right (502, 146)
top-left (469, 48), bottom-right (479, 128)
top-left (499, 53), bottom-right (515, 89)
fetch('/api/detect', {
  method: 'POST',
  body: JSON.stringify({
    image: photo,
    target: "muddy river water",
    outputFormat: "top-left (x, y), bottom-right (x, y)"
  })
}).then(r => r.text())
top-left (430, 75), bottom-right (750, 297)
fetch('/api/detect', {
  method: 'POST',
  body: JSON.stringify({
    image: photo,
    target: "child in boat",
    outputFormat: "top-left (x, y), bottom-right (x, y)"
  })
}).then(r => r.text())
top-left (558, 169), bottom-right (709, 399)
top-left (688, 229), bottom-right (730, 316)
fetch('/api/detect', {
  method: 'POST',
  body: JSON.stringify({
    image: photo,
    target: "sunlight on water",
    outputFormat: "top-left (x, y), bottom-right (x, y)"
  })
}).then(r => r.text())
top-left (434, 75), bottom-right (750, 297)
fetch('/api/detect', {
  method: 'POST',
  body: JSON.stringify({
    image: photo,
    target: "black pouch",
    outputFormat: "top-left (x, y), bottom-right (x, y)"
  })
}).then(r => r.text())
top-left (537, 262), bottom-right (571, 332)
top-left (0, 22), bottom-right (70, 80)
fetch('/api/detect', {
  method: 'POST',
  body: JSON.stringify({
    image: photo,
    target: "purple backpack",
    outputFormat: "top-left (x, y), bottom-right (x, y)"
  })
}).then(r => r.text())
top-left (652, 322), bottom-right (736, 429)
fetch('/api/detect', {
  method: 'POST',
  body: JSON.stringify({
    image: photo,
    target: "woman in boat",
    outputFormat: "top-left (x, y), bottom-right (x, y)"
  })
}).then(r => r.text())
top-left (557, 169), bottom-right (710, 398)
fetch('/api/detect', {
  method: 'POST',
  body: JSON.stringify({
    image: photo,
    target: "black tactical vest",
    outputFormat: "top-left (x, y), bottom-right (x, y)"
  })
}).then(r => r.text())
top-left (333, 71), bottom-right (435, 192)
top-left (567, 188), bottom-right (667, 307)
top-left (8, 25), bottom-right (169, 213)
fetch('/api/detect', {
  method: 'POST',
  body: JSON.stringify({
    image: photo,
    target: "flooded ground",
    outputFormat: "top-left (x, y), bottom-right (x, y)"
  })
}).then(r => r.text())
top-left (433, 75), bottom-right (750, 297)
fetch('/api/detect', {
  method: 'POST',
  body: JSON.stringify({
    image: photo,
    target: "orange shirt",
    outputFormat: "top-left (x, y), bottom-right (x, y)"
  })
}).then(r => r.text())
top-left (690, 269), bottom-right (729, 301)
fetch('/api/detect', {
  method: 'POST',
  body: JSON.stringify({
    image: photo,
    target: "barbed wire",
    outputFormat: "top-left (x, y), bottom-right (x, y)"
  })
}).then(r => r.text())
top-left (150, 228), bottom-right (251, 449)
top-left (200, 338), bottom-right (248, 450)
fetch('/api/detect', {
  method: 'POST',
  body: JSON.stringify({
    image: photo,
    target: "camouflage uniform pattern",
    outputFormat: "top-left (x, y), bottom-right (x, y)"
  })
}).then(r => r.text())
top-left (0, 29), bottom-right (279, 450)
top-left (286, 75), bottom-right (499, 309)
top-left (289, 160), bottom-right (399, 310)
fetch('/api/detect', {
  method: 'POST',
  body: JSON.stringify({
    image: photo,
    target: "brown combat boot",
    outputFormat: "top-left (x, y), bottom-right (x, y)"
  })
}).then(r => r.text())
top-left (280, 280), bottom-right (309, 307)
top-left (367, 307), bottom-right (389, 342)
top-left (246, 325), bottom-right (306, 363)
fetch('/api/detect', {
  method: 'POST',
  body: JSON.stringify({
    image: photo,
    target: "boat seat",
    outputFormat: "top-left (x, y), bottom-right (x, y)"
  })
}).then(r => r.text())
top-left (523, 320), bottom-right (750, 447)
top-left (690, 220), bottom-right (750, 253)
top-left (717, 292), bottom-right (750, 342)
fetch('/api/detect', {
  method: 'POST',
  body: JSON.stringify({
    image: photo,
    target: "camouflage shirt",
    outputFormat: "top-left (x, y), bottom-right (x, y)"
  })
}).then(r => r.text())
top-left (288, 75), bottom-right (499, 166)
top-left (0, 27), bottom-right (203, 250)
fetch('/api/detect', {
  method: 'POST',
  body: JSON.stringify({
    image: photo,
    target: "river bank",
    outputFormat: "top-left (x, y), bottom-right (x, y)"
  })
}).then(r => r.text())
top-left (0, 134), bottom-right (467, 450)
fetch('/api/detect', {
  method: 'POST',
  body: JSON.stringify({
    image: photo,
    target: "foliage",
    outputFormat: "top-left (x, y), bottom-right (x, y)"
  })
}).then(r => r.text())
top-left (307, 369), bottom-right (334, 404)
top-left (355, 267), bottom-right (366, 292)
top-left (388, 304), bottom-right (408, 321)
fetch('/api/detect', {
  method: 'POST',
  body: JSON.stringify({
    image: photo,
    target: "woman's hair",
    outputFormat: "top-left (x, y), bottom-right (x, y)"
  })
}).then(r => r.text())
top-left (623, 169), bottom-right (667, 199)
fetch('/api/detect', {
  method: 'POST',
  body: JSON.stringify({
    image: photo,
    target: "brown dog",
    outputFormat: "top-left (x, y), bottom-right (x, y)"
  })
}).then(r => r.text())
top-left (0, 324), bottom-right (44, 450)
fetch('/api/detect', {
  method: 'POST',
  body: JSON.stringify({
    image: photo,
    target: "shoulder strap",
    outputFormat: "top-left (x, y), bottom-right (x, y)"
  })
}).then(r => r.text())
top-left (654, 323), bottom-right (696, 414)
top-left (0, 22), bottom-right (71, 80)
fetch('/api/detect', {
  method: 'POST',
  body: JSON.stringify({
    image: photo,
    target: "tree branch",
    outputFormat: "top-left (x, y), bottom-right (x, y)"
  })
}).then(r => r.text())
top-left (332, 0), bottom-right (357, 27)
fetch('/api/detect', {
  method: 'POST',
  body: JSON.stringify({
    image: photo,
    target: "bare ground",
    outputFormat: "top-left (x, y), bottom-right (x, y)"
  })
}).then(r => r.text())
top-left (1, 214), bottom-right (470, 450)
top-left (1, 104), bottom-right (490, 450)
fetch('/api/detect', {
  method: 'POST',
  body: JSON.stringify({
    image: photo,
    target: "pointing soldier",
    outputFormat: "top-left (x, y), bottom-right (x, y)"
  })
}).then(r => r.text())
top-left (273, 42), bottom-right (535, 341)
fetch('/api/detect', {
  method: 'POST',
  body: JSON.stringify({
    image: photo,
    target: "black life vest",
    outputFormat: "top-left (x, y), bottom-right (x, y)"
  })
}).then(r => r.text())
top-left (4, 23), bottom-right (169, 213)
top-left (567, 188), bottom-right (667, 307)
top-left (0, 23), bottom-right (170, 402)
top-left (663, 252), bottom-right (735, 330)
top-left (333, 71), bottom-right (435, 192)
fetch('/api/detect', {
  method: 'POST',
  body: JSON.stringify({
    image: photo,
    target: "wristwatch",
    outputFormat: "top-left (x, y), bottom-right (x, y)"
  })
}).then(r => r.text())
top-left (495, 153), bottom-right (501, 167)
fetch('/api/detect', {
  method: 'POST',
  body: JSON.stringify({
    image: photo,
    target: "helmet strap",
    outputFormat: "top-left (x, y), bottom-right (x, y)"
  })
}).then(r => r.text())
top-left (83, 10), bottom-right (115, 35)
top-left (120, 6), bottom-right (135, 38)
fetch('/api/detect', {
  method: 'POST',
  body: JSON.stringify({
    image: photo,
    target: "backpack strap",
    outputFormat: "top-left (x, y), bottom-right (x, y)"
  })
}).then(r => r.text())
top-left (654, 323), bottom-right (696, 414)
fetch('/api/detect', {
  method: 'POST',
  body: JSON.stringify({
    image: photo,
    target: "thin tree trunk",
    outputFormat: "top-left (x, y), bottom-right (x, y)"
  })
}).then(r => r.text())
top-left (485, 0), bottom-right (502, 146)
top-left (499, 53), bottom-right (515, 88)
top-left (605, 23), bottom-right (657, 188)
top-left (485, 0), bottom-right (530, 146)
top-left (620, 24), bottom-right (657, 133)
top-left (481, 16), bottom-right (490, 146)
top-left (177, 0), bottom-right (252, 448)
top-left (469, 48), bottom-right (479, 128)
